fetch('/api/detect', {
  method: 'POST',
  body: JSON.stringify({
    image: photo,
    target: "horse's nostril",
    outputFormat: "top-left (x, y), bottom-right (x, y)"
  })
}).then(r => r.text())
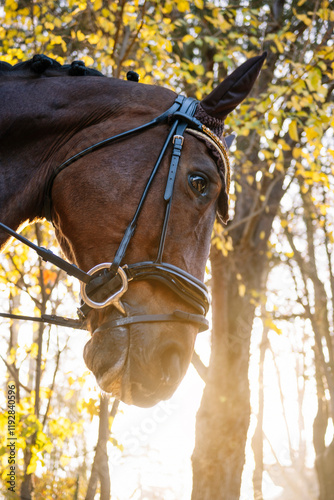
top-left (160, 347), bottom-right (183, 386)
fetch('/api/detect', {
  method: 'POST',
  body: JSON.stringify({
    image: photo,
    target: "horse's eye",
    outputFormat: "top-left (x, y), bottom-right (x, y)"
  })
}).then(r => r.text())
top-left (188, 174), bottom-right (208, 195)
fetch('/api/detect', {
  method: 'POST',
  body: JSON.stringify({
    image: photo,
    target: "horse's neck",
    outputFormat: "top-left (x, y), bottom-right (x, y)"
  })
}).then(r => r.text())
top-left (0, 77), bottom-right (117, 234)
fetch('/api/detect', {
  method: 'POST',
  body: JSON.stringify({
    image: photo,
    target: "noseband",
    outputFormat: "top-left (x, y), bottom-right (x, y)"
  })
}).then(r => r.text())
top-left (1, 94), bottom-right (230, 334)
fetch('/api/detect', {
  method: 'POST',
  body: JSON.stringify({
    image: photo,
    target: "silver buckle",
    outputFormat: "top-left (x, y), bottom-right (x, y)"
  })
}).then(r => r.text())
top-left (80, 263), bottom-right (128, 314)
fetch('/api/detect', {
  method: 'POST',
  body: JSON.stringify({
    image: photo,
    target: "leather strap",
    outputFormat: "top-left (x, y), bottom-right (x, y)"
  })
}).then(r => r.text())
top-left (108, 119), bottom-right (180, 275)
top-left (93, 309), bottom-right (209, 334)
top-left (0, 222), bottom-right (90, 283)
top-left (0, 312), bottom-right (86, 330)
top-left (43, 97), bottom-right (186, 223)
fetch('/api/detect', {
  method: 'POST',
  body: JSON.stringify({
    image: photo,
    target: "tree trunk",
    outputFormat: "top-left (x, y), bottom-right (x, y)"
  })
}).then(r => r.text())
top-left (192, 248), bottom-right (262, 499)
top-left (20, 446), bottom-right (34, 500)
top-left (85, 396), bottom-right (118, 500)
top-left (252, 323), bottom-right (268, 500)
top-left (21, 230), bottom-right (46, 499)
top-left (313, 352), bottom-right (334, 500)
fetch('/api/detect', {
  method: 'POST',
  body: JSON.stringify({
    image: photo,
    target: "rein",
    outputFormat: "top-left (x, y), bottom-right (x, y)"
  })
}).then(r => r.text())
top-left (0, 94), bottom-right (230, 334)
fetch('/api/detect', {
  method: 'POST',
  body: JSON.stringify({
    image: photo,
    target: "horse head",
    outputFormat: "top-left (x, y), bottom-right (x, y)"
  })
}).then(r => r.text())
top-left (0, 53), bottom-right (265, 407)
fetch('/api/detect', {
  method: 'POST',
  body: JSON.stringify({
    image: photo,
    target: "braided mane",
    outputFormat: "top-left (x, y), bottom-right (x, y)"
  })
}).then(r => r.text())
top-left (0, 54), bottom-right (104, 79)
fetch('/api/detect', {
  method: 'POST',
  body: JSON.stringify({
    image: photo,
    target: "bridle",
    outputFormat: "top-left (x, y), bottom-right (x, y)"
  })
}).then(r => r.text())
top-left (0, 94), bottom-right (230, 334)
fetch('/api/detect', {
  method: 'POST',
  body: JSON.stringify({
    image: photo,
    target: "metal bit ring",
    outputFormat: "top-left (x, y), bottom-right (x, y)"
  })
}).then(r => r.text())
top-left (80, 263), bottom-right (128, 314)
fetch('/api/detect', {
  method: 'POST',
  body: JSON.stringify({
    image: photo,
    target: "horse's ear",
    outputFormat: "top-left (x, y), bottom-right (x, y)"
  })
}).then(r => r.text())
top-left (201, 53), bottom-right (267, 121)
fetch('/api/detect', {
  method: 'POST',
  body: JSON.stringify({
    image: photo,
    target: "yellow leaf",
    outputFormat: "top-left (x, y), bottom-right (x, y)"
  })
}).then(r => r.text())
top-left (6, 0), bottom-right (18, 10)
top-left (45, 441), bottom-right (53, 453)
top-left (194, 0), bottom-right (204, 7)
top-left (165, 40), bottom-right (172, 52)
top-left (81, 56), bottom-right (94, 66)
top-left (29, 343), bottom-right (39, 359)
top-left (288, 120), bottom-right (299, 142)
top-left (306, 68), bottom-right (322, 91)
top-left (293, 147), bottom-right (302, 159)
top-left (265, 318), bottom-right (282, 335)
top-left (238, 283), bottom-right (246, 297)
top-left (64, 389), bottom-right (74, 401)
top-left (305, 127), bottom-right (318, 141)
top-left (77, 31), bottom-right (85, 41)
top-left (278, 139), bottom-right (291, 151)
top-left (225, 237), bottom-right (233, 252)
top-left (182, 34), bottom-right (194, 43)
top-left (60, 455), bottom-right (71, 467)
top-left (296, 13), bottom-right (312, 25)
top-left (177, 0), bottom-right (190, 12)
top-left (26, 460), bottom-right (37, 475)
top-left (51, 35), bottom-right (62, 45)
top-left (54, 18), bottom-right (62, 28)
top-left (44, 21), bottom-right (54, 30)
top-left (275, 37), bottom-right (284, 53)
top-left (163, 1), bottom-right (173, 13)
top-left (194, 64), bottom-right (204, 76)
top-left (93, 0), bottom-right (102, 9)
top-left (88, 34), bottom-right (99, 44)
top-left (293, 79), bottom-right (306, 94)
top-left (259, 230), bottom-right (266, 240)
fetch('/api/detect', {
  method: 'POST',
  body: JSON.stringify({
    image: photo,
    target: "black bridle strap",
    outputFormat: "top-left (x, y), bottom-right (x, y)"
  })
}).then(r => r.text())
top-left (157, 99), bottom-right (198, 261)
top-left (108, 119), bottom-right (179, 275)
top-left (0, 222), bottom-right (91, 283)
top-left (109, 96), bottom-right (198, 275)
top-left (0, 312), bottom-right (86, 330)
top-left (94, 310), bottom-right (209, 334)
top-left (44, 96), bottom-right (185, 222)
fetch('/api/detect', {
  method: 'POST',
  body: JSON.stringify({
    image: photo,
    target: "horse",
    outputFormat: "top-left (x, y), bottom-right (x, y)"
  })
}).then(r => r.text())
top-left (0, 53), bottom-right (266, 407)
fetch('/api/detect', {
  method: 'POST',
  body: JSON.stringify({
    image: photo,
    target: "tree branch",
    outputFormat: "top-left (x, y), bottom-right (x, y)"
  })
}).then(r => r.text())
top-left (191, 351), bottom-right (208, 382)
